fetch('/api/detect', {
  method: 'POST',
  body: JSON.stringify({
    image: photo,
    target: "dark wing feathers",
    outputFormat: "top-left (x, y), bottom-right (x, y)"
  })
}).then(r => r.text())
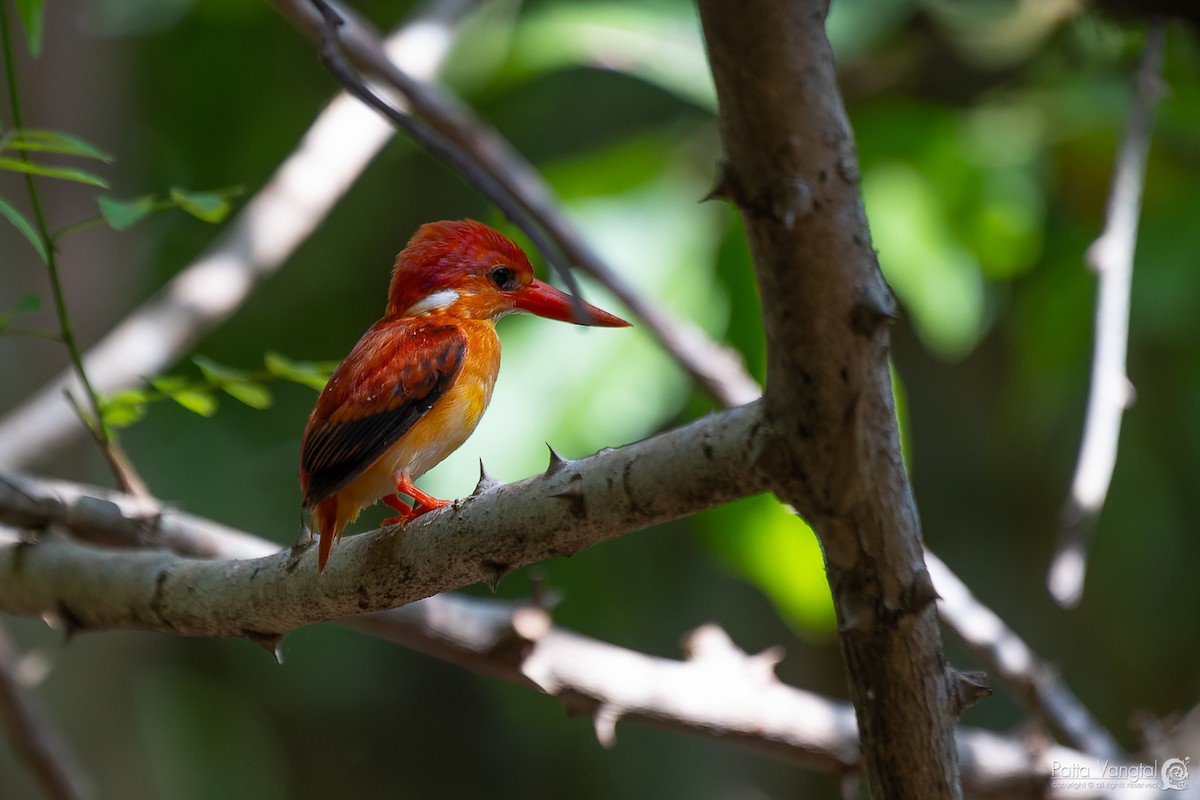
top-left (301, 324), bottom-right (466, 506)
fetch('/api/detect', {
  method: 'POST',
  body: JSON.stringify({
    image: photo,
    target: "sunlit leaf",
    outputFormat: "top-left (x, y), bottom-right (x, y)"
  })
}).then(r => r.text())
top-left (100, 388), bottom-right (154, 429)
top-left (193, 354), bottom-right (254, 385)
top-left (149, 375), bottom-right (188, 394)
top-left (264, 351), bottom-right (335, 390)
top-left (222, 381), bottom-right (273, 409)
top-left (169, 389), bottom-right (218, 417)
top-left (2, 129), bottom-right (114, 162)
top-left (169, 187), bottom-right (233, 223)
top-left (13, 0), bottom-right (46, 56)
top-left (150, 376), bottom-right (218, 416)
top-left (0, 195), bottom-right (48, 262)
top-left (0, 158), bottom-right (109, 188)
top-left (98, 195), bottom-right (156, 231)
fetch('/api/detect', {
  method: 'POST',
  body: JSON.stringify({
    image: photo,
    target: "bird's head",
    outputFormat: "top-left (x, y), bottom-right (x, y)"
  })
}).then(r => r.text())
top-left (385, 219), bottom-right (629, 327)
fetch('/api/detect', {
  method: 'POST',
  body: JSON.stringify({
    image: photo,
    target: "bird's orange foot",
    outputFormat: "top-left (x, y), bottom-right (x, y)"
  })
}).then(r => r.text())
top-left (381, 494), bottom-right (412, 526)
top-left (384, 477), bottom-right (451, 525)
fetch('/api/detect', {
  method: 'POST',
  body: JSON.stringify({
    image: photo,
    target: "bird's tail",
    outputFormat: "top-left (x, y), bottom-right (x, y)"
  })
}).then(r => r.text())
top-left (313, 496), bottom-right (342, 573)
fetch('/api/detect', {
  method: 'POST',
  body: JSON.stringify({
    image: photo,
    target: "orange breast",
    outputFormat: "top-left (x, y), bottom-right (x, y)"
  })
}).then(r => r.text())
top-left (326, 319), bottom-right (501, 529)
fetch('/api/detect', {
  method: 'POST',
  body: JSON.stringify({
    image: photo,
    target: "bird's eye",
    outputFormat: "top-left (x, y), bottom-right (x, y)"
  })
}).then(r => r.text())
top-left (489, 265), bottom-right (517, 290)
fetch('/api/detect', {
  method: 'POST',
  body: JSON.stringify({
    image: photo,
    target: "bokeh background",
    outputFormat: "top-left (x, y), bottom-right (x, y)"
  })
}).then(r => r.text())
top-left (2, 1), bottom-right (1198, 798)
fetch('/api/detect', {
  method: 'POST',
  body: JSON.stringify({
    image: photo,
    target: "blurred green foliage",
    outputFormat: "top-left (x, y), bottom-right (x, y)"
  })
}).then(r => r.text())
top-left (2, 1), bottom-right (1199, 799)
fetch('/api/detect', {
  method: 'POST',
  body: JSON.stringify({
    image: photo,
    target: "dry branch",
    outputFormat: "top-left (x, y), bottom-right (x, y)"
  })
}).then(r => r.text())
top-left (1049, 19), bottom-right (1166, 608)
top-left (0, 403), bottom-right (766, 637)
top-left (0, 473), bottom-right (1138, 799)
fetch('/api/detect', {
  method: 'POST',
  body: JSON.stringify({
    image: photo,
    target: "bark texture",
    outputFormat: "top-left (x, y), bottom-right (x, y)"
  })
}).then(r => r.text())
top-left (696, 1), bottom-right (961, 797)
top-left (0, 403), bottom-right (766, 637)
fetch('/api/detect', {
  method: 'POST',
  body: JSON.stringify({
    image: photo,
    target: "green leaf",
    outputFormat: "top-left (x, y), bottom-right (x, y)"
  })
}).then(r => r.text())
top-left (264, 351), bottom-right (335, 390)
top-left (98, 195), bottom-right (156, 231)
top-left (193, 356), bottom-right (273, 409)
top-left (193, 354), bottom-right (254, 385)
top-left (149, 376), bottom-right (218, 417)
top-left (100, 388), bottom-right (154, 429)
top-left (0, 195), bottom-right (48, 262)
top-left (149, 375), bottom-right (189, 394)
top-left (10, 294), bottom-right (41, 314)
top-left (0, 158), bottom-right (109, 188)
top-left (2, 129), bottom-right (114, 162)
top-left (0, 293), bottom-right (43, 333)
top-left (169, 187), bottom-right (233, 224)
top-left (169, 389), bottom-right (218, 417)
top-left (13, 0), bottom-right (46, 56)
top-left (222, 381), bottom-right (273, 409)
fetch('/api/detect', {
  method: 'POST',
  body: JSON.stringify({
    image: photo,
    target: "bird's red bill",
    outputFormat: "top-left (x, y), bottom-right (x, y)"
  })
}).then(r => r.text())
top-left (508, 279), bottom-right (630, 327)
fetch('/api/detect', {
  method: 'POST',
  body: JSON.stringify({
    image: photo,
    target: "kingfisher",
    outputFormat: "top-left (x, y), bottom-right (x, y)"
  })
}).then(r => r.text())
top-left (299, 219), bottom-right (629, 572)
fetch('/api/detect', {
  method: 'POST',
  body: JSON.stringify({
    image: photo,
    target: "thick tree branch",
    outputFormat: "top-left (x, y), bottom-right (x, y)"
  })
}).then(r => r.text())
top-left (696, 2), bottom-right (959, 797)
top-left (1049, 19), bottom-right (1166, 608)
top-left (0, 402), bottom-right (766, 637)
top-left (0, 0), bottom-right (474, 471)
top-left (0, 479), bottom-right (1137, 799)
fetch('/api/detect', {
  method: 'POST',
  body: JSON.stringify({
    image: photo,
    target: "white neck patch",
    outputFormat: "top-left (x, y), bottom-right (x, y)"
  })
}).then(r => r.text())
top-left (404, 289), bottom-right (460, 317)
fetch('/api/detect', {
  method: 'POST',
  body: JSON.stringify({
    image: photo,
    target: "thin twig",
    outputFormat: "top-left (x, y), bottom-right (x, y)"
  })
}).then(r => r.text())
top-left (270, 0), bottom-right (762, 407)
top-left (0, 622), bottom-right (92, 800)
top-left (307, 0), bottom-right (588, 317)
top-left (1049, 19), bottom-right (1166, 608)
top-left (0, 6), bottom-right (132, 494)
top-left (0, 1), bottom-right (475, 471)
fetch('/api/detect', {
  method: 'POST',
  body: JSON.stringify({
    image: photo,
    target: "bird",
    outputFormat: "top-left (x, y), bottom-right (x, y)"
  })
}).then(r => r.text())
top-left (298, 219), bottom-right (629, 572)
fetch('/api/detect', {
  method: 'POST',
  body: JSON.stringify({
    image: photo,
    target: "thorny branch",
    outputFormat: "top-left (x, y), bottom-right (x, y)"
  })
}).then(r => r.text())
top-left (0, 476), bottom-right (1148, 800)
top-left (1048, 19), bottom-right (1166, 608)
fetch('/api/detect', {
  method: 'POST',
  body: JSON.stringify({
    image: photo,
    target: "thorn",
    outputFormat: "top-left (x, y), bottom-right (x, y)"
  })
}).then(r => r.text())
top-left (850, 282), bottom-right (899, 339)
top-left (836, 586), bottom-right (875, 633)
top-left (472, 460), bottom-right (505, 496)
top-left (545, 444), bottom-right (573, 476)
top-left (746, 645), bottom-right (786, 682)
top-left (683, 624), bottom-right (784, 683)
top-left (682, 623), bottom-right (736, 660)
top-left (482, 560), bottom-right (513, 592)
top-left (950, 668), bottom-right (991, 716)
top-left (55, 603), bottom-right (84, 641)
top-left (701, 160), bottom-right (736, 204)
top-left (900, 567), bottom-right (940, 615)
top-left (593, 703), bottom-right (622, 748)
top-left (245, 631), bottom-right (285, 664)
